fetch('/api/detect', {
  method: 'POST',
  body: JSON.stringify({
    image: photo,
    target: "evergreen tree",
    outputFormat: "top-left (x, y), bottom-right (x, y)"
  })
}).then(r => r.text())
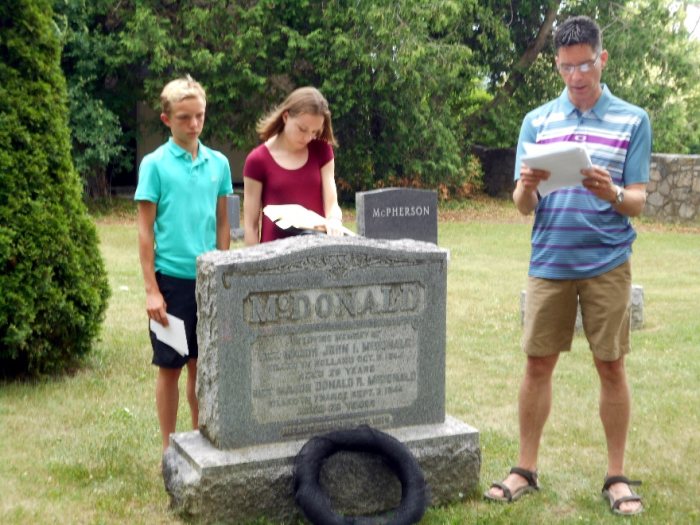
top-left (0, 0), bottom-right (110, 377)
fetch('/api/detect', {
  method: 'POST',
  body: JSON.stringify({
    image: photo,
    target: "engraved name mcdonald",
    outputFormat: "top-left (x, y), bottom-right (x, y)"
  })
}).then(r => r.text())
top-left (244, 282), bottom-right (424, 325)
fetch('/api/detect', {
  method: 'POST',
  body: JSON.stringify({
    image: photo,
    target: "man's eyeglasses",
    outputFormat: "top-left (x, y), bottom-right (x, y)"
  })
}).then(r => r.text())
top-left (557, 54), bottom-right (600, 75)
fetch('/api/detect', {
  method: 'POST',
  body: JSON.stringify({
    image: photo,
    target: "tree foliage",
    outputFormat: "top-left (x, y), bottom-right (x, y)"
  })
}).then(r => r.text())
top-left (599, 0), bottom-right (700, 153)
top-left (54, 0), bottom-right (139, 198)
top-left (0, 0), bottom-right (111, 377)
top-left (118, 0), bottom-right (489, 197)
top-left (57, 0), bottom-right (491, 198)
top-left (464, 0), bottom-right (700, 153)
top-left (56, 0), bottom-right (700, 199)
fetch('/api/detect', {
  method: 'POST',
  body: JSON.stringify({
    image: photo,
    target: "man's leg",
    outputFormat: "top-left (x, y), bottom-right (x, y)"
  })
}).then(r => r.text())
top-left (595, 356), bottom-right (641, 514)
top-left (156, 366), bottom-right (182, 452)
top-left (186, 358), bottom-right (199, 429)
top-left (487, 353), bottom-right (559, 498)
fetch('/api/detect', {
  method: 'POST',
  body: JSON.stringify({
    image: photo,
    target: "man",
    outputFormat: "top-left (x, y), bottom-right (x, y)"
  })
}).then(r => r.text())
top-left (484, 16), bottom-right (651, 516)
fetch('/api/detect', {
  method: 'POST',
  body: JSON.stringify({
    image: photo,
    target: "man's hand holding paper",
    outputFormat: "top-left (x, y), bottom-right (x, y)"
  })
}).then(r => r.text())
top-left (521, 142), bottom-right (593, 196)
top-left (519, 143), bottom-right (620, 206)
top-left (518, 164), bottom-right (551, 193)
top-left (522, 142), bottom-right (593, 197)
top-left (580, 164), bottom-right (619, 203)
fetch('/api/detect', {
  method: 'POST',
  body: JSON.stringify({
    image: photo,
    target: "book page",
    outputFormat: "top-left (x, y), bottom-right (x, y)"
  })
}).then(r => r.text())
top-left (263, 204), bottom-right (327, 231)
top-left (263, 204), bottom-right (356, 236)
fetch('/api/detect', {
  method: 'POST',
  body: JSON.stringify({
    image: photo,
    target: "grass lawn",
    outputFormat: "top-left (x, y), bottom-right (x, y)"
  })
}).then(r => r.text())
top-left (1, 197), bottom-right (698, 524)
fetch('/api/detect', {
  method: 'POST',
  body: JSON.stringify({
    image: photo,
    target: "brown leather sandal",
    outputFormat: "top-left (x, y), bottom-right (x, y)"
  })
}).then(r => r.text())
top-left (484, 467), bottom-right (540, 503)
top-left (602, 475), bottom-right (644, 516)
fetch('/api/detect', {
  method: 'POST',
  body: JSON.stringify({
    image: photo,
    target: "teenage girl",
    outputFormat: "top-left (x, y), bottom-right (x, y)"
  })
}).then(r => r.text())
top-left (243, 87), bottom-right (344, 244)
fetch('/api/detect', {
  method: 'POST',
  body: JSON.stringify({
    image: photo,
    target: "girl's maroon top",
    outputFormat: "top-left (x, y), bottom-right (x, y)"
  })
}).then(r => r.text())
top-left (243, 139), bottom-right (334, 242)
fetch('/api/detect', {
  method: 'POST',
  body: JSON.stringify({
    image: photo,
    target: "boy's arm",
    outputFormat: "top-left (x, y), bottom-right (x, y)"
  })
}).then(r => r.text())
top-left (216, 195), bottom-right (231, 250)
top-left (137, 200), bottom-right (168, 326)
top-left (243, 177), bottom-right (263, 246)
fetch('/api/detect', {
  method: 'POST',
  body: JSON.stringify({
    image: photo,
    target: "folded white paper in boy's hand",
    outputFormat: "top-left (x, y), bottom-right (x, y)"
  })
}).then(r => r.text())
top-left (522, 142), bottom-right (593, 196)
top-left (150, 314), bottom-right (188, 356)
top-left (263, 204), bottom-right (356, 236)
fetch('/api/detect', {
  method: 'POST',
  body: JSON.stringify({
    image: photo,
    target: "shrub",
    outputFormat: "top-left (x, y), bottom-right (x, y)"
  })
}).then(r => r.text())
top-left (371, 153), bottom-right (484, 202)
top-left (0, 0), bottom-right (110, 377)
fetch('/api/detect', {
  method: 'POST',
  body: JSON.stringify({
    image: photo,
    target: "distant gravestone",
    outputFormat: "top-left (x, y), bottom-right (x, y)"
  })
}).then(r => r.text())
top-left (226, 194), bottom-right (244, 240)
top-left (356, 188), bottom-right (438, 244)
top-left (163, 235), bottom-right (480, 524)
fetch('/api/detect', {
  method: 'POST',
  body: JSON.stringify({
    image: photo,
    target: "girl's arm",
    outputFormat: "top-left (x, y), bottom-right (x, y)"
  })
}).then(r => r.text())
top-left (243, 176), bottom-right (263, 245)
top-left (321, 159), bottom-right (344, 236)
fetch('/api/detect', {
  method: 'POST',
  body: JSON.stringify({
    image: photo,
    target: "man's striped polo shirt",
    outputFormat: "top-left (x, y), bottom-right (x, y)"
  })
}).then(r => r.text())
top-left (514, 84), bottom-right (652, 280)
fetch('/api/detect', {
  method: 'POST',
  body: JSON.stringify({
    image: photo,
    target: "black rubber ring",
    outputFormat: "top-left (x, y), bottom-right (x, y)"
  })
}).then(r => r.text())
top-left (293, 425), bottom-right (428, 525)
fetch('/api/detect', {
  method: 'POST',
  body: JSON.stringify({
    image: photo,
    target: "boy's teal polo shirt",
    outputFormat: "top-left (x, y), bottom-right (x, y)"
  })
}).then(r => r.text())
top-left (135, 138), bottom-right (233, 279)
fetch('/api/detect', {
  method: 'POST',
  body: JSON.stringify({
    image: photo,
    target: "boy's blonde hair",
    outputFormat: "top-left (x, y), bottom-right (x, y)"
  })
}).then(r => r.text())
top-left (256, 86), bottom-right (337, 146)
top-left (160, 74), bottom-right (206, 115)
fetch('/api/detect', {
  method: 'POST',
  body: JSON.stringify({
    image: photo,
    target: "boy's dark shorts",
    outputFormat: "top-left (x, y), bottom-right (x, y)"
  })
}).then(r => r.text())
top-left (150, 272), bottom-right (198, 369)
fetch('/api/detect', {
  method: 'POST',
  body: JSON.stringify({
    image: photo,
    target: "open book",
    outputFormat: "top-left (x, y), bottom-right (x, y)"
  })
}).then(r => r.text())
top-left (263, 204), bottom-right (355, 236)
top-left (522, 142), bottom-right (592, 196)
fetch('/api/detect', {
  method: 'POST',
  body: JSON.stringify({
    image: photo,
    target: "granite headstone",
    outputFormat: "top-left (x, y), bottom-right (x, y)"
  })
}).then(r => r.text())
top-left (356, 188), bottom-right (438, 244)
top-left (163, 235), bottom-right (480, 523)
top-left (226, 194), bottom-right (244, 240)
top-left (196, 235), bottom-right (447, 449)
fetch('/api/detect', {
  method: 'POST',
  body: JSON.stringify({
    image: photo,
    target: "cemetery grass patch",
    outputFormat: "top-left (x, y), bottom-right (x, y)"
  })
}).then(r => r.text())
top-left (0, 197), bottom-right (698, 524)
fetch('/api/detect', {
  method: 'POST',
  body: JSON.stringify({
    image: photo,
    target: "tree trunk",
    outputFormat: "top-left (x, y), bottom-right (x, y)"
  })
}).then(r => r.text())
top-left (84, 170), bottom-right (111, 200)
top-left (464, 2), bottom-right (561, 131)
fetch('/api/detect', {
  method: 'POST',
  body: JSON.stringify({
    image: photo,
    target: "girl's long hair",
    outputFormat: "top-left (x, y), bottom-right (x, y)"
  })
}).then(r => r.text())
top-left (256, 87), bottom-right (337, 146)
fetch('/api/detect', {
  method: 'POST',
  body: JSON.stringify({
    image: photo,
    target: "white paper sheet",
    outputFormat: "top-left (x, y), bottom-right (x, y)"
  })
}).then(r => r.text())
top-left (522, 142), bottom-right (593, 196)
top-left (264, 204), bottom-right (326, 230)
top-left (150, 314), bottom-right (188, 356)
top-left (263, 204), bottom-right (356, 236)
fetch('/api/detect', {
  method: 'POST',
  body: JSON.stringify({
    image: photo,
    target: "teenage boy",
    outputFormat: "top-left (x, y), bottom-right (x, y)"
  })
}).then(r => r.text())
top-left (135, 75), bottom-right (232, 452)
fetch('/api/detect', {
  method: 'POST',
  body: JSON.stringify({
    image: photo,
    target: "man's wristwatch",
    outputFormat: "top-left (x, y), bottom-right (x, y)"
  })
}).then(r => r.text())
top-left (612, 185), bottom-right (624, 205)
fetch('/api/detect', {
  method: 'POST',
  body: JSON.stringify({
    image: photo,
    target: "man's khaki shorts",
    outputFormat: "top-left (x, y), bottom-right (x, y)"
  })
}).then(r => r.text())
top-left (522, 260), bottom-right (631, 361)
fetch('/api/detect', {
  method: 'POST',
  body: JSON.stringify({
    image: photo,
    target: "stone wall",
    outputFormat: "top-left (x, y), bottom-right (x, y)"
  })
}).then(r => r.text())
top-left (476, 147), bottom-right (700, 223)
top-left (644, 154), bottom-right (700, 222)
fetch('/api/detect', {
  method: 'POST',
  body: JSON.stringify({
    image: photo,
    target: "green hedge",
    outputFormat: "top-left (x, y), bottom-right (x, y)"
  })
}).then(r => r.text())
top-left (0, 0), bottom-right (110, 377)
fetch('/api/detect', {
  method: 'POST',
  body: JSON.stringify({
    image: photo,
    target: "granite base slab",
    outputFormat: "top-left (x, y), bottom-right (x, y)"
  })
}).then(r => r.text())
top-left (163, 415), bottom-right (480, 524)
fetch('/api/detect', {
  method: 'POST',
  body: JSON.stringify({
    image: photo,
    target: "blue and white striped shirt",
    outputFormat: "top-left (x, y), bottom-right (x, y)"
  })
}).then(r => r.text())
top-left (515, 85), bottom-right (652, 280)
